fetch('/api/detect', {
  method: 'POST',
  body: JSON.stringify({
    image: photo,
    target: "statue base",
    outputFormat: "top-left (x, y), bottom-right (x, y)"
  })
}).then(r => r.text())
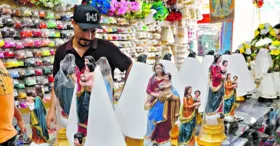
top-left (197, 119), bottom-right (226, 146)
top-left (236, 96), bottom-right (245, 102)
top-left (54, 128), bottom-right (70, 146)
top-left (125, 137), bottom-right (144, 146)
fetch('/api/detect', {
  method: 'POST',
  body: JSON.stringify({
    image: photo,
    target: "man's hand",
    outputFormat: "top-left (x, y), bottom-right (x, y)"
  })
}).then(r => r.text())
top-left (47, 88), bottom-right (57, 131)
top-left (18, 120), bottom-right (27, 133)
top-left (47, 110), bottom-right (56, 131)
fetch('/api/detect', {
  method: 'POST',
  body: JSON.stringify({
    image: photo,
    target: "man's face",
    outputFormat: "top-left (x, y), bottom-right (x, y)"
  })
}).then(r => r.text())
top-left (72, 20), bottom-right (96, 47)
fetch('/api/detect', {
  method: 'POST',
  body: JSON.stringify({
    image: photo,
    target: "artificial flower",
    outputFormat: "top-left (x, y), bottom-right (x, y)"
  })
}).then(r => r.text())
top-left (270, 49), bottom-right (280, 56)
top-left (269, 29), bottom-right (277, 37)
top-left (91, 0), bottom-right (111, 14)
top-left (166, 9), bottom-right (182, 22)
top-left (136, 2), bottom-right (152, 19)
top-left (246, 48), bottom-right (252, 55)
top-left (238, 43), bottom-right (245, 53)
top-left (108, 0), bottom-right (129, 16)
top-left (243, 41), bottom-right (251, 48)
top-left (272, 40), bottom-right (280, 46)
top-left (240, 48), bottom-right (245, 54)
top-left (151, 1), bottom-right (169, 21)
top-left (259, 24), bottom-right (265, 29)
top-left (167, 0), bottom-right (176, 5)
top-left (124, 1), bottom-right (142, 19)
top-left (130, 2), bottom-right (141, 12)
top-left (254, 30), bottom-right (260, 37)
top-left (264, 23), bottom-right (271, 29)
top-left (260, 29), bottom-right (268, 35)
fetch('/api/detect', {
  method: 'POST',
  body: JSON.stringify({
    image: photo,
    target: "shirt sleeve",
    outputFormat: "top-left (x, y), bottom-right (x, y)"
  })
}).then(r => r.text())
top-left (109, 43), bottom-right (132, 72)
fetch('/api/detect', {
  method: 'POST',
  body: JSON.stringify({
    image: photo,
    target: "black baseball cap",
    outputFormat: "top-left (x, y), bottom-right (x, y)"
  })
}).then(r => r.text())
top-left (73, 5), bottom-right (103, 29)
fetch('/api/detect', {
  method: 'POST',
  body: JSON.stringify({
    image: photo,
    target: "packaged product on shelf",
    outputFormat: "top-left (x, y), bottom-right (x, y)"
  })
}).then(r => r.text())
top-left (18, 69), bottom-right (26, 77)
top-left (34, 67), bottom-right (43, 76)
top-left (26, 67), bottom-right (36, 76)
top-left (4, 48), bottom-right (15, 58)
top-left (15, 40), bottom-right (25, 50)
top-left (21, 7), bottom-right (32, 17)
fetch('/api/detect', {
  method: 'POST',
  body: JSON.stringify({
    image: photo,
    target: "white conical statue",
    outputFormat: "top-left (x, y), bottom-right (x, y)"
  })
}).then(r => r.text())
top-left (67, 66), bottom-right (126, 146)
top-left (202, 55), bottom-right (214, 78)
top-left (227, 54), bottom-right (255, 96)
top-left (179, 57), bottom-right (207, 112)
top-left (160, 60), bottom-right (184, 99)
top-left (115, 62), bottom-right (153, 139)
top-left (66, 84), bottom-right (78, 146)
top-left (85, 66), bottom-right (126, 146)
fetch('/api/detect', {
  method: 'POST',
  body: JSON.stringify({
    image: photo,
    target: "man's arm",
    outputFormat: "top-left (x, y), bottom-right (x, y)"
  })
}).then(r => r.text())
top-left (108, 42), bottom-right (133, 81)
top-left (47, 88), bottom-right (57, 130)
top-left (14, 105), bottom-right (23, 122)
top-left (14, 105), bottom-right (26, 133)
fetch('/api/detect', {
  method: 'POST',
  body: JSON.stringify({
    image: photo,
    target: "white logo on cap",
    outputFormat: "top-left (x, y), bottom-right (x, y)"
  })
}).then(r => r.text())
top-left (86, 13), bottom-right (97, 22)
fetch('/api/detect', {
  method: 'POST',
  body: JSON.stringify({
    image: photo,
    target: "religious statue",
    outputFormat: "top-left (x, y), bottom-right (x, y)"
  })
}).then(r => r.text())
top-left (76, 56), bottom-right (96, 136)
top-left (224, 73), bottom-right (238, 120)
top-left (197, 54), bottom-right (227, 145)
top-left (178, 86), bottom-right (200, 145)
top-left (53, 54), bottom-right (76, 146)
top-left (144, 63), bottom-right (180, 146)
top-left (26, 85), bottom-right (50, 146)
top-left (96, 57), bottom-right (114, 104)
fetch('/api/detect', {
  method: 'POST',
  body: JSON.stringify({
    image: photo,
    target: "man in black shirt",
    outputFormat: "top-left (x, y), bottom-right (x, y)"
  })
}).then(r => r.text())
top-left (47, 4), bottom-right (132, 129)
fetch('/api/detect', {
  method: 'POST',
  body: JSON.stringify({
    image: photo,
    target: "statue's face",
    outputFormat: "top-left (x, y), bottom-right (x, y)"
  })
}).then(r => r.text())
top-left (74, 138), bottom-right (80, 146)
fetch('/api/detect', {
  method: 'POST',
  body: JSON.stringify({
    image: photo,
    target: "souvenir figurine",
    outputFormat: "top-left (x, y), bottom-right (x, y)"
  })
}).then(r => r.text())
top-left (144, 63), bottom-right (180, 146)
top-left (178, 86), bottom-right (200, 145)
top-left (114, 60), bottom-right (153, 146)
top-left (26, 85), bottom-right (50, 146)
top-left (197, 54), bottom-right (227, 146)
top-left (53, 54), bottom-right (76, 146)
top-left (224, 73), bottom-right (238, 120)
